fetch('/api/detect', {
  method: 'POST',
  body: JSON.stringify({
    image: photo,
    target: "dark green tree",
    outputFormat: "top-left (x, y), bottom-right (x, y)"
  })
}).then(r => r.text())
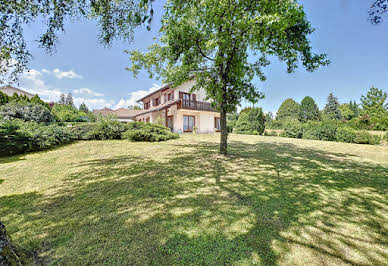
top-left (234, 107), bottom-right (265, 135)
top-left (264, 112), bottom-right (274, 124)
top-left (30, 94), bottom-right (50, 108)
top-left (276, 99), bottom-right (300, 121)
top-left (298, 96), bottom-right (320, 122)
top-left (58, 94), bottom-right (66, 105)
top-left (79, 102), bottom-right (89, 113)
top-left (324, 93), bottom-right (342, 120)
top-left (0, 91), bottom-right (9, 105)
top-left (1, 0), bottom-right (155, 82)
top-left (361, 87), bottom-right (387, 115)
top-left (339, 101), bottom-right (359, 121)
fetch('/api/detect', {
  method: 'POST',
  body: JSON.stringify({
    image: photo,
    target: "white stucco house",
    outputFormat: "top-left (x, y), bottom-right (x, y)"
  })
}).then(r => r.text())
top-left (132, 80), bottom-right (221, 133)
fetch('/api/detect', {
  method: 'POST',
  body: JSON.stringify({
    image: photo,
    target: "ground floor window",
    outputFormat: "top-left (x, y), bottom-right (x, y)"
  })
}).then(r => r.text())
top-left (215, 117), bottom-right (221, 131)
top-left (183, 115), bottom-right (195, 132)
top-left (167, 116), bottom-right (173, 131)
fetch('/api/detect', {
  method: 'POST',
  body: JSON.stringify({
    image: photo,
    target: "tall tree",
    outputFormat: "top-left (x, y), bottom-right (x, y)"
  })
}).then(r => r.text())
top-left (324, 93), bottom-right (342, 120)
top-left (339, 101), bottom-right (359, 120)
top-left (65, 93), bottom-right (74, 107)
top-left (128, 0), bottom-right (329, 154)
top-left (79, 102), bottom-right (89, 113)
top-left (58, 93), bottom-right (66, 105)
top-left (298, 96), bottom-right (320, 122)
top-left (361, 87), bottom-right (388, 116)
top-left (276, 98), bottom-right (300, 121)
top-left (0, 0), bottom-right (155, 82)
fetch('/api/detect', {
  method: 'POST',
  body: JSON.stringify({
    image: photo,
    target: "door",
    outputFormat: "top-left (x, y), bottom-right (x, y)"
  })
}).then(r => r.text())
top-left (167, 116), bottom-right (174, 131)
top-left (183, 115), bottom-right (195, 132)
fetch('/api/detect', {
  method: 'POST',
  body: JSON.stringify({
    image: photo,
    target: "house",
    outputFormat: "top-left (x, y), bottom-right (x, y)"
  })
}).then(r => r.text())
top-left (93, 107), bottom-right (143, 122)
top-left (0, 85), bottom-right (34, 99)
top-left (132, 80), bottom-right (221, 133)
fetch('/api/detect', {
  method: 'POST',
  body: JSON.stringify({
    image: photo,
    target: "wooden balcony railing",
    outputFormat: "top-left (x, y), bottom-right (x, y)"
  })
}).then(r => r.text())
top-left (179, 99), bottom-right (216, 112)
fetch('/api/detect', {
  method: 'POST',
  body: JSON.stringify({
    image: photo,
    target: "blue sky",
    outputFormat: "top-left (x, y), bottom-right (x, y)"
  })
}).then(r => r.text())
top-left (13, 0), bottom-right (388, 112)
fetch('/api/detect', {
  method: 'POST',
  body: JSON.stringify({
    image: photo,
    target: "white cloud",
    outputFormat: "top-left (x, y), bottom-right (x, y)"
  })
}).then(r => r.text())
top-left (73, 97), bottom-right (115, 110)
top-left (73, 88), bottom-right (104, 97)
top-left (114, 83), bottom-right (162, 109)
top-left (41, 68), bottom-right (83, 79)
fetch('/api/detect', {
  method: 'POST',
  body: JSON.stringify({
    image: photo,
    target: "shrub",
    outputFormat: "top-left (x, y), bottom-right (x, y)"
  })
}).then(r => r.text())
top-left (282, 120), bottom-right (304, 138)
top-left (52, 104), bottom-right (84, 122)
top-left (303, 120), bottom-right (339, 141)
top-left (336, 127), bottom-right (357, 143)
top-left (123, 122), bottom-right (179, 142)
top-left (353, 130), bottom-right (380, 145)
top-left (234, 108), bottom-right (265, 135)
top-left (0, 119), bottom-right (74, 156)
top-left (89, 116), bottom-right (128, 140)
top-left (0, 102), bottom-right (55, 124)
top-left (68, 123), bottom-right (98, 140)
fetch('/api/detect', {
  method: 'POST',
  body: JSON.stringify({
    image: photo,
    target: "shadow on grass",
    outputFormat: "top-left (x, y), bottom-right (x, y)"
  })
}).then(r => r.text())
top-left (1, 139), bottom-right (387, 264)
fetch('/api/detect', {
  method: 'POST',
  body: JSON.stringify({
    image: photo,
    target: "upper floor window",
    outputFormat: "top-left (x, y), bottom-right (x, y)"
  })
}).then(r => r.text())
top-left (144, 101), bottom-right (150, 110)
top-left (168, 92), bottom-right (174, 101)
top-left (153, 97), bottom-right (160, 106)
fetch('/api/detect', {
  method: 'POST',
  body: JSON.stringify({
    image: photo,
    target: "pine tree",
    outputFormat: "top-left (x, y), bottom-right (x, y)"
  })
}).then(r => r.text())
top-left (298, 96), bottom-right (320, 122)
top-left (79, 102), bottom-right (89, 113)
top-left (0, 91), bottom-right (9, 105)
top-left (65, 93), bottom-right (74, 107)
top-left (58, 93), bottom-right (66, 104)
top-left (324, 93), bottom-right (342, 120)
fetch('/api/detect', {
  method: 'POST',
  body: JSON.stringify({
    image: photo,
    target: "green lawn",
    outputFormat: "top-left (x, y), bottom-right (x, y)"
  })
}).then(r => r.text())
top-left (1, 134), bottom-right (388, 265)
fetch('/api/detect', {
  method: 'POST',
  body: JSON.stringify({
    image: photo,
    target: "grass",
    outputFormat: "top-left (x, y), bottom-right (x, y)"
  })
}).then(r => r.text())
top-left (1, 134), bottom-right (388, 265)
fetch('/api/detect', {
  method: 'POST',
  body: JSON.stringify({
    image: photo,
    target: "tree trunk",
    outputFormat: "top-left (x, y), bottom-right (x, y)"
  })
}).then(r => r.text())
top-left (219, 106), bottom-right (228, 155)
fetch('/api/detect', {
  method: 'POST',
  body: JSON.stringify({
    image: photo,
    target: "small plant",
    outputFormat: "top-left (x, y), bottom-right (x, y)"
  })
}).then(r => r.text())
top-left (193, 126), bottom-right (198, 134)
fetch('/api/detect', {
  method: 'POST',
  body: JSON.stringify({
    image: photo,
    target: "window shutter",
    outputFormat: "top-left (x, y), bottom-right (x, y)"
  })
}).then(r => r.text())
top-left (179, 92), bottom-right (183, 99)
top-left (192, 94), bottom-right (196, 101)
top-left (214, 117), bottom-right (216, 128)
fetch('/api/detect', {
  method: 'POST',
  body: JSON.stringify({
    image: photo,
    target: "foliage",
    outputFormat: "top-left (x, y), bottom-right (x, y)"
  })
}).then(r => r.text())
top-left (276, 99), bottom-right (300, 121)
top-left (263, 130), bottom-right (279, 136)
top-left (1, 0), bottom-right (154, 82)
top-left (353, 130), bottom-right (381, 145)
top-left (128, 105), bottom-right (142, 110)
top-left (127, 0), bottom-right (329, 154)
top-left (298, 96), bottom-right (320, 122)
top-left (266, 120), bottom-right (284, 130)
top-left (69, 123), bottom-right (98, 140)
top-left (226, 113), bottom-right (239, 133)
top-left (52, 104), bottom-right (84, 122)
top-left (234, 108), bottom-right (265, 135)
top-left (324, 93), bottom-right (342, 120)
top-left (0, 90), bottom-right (9, 105)
top-left (369, 0), bottom-right (388, 24)
top-left (58, 94), bottom-right (66, 105)
top-left (282, 120), bottom-right (304, 139)
top-left (79, 102), bottom-right (89, 113)
top-left (335, 127), bottom-right (357, 143)
top-left (0, 119), bottom-right (73, 156)
top-left (30, 94), bottom-right (50, 108)
top-left (65, 93), bottom-right (74, 108)
top-left (339, 101), bottom-right (359, 121)
top-left (0, 102), bottom-right (55, 124)
top-left (123, 122), bottom-right (179, 142)
top-left (264, 112), bottom-right (274, 125)
top-left (360, 87), bottom-right (388, 130)
top-left (303, 120), bottom-right (339, 141)
top-left (89, 116), bottom-right (128, 140)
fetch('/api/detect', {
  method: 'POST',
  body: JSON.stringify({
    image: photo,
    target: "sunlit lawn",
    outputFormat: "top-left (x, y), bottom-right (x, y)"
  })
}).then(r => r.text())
top-left (1, 134), bottom-right (387, 265)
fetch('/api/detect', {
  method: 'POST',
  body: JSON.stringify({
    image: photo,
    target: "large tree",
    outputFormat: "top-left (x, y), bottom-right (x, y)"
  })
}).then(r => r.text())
top-left (369, 0), bottom-right (388, 24)
top-left (361, 87), bottom-right (388, 115)
top-left (0, 0), bottom-right (155, 82)
top-left (298, 96), bottom-right (320, 122)
top-left (128, 0), bottom-right (329, 154)
top-left (324, 93), bottom-right (342, 120)
top-left (276, 98), bottom-right (300, 121)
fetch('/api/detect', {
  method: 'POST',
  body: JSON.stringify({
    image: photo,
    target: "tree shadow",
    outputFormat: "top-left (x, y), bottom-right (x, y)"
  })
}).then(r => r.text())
top-left (1, 139), bottom-right (387, 264)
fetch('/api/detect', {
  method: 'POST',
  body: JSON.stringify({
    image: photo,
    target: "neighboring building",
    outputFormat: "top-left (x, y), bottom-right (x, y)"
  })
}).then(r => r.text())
top-left (132, 80), bottom-right (220, 133)
top-left (93, 107), bottom-right (143, 122)
top-left (0, 85), bottom-right (34, 99)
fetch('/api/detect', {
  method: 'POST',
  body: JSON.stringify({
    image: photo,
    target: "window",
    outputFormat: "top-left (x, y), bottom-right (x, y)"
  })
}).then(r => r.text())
top-left (183, 115), bottom-right (195, 132)
top-left (164, 94), bottom-right (168, 103)
top-left (167, 116), bottom-right (173, 131)
top-left (183, 93), bottom-right (190, 101)
top-left (215, 117), bottom-right (221, 131)
top-left (153, 97), bottom-right (160, 106)
top-left (168, 92), bottom-right (174, 101)
top-left (144, 101), bottom-right (150, 109)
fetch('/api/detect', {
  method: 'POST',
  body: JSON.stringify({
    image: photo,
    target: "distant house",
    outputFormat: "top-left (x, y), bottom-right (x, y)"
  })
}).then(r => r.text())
top-left (132, 79), bottom-right (220, 133)
top-left (93, 107), bottom-right (143, 122)
top-left (0, 85), bottom-right (34, 99)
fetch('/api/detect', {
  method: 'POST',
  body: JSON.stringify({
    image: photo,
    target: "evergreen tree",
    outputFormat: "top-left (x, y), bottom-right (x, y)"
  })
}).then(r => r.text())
top-left (79, 102), bottom-right (89, 113)
top-left (0, 91), bottom-right (9, 105)
top-left (361, 87), bottom-right (387, 116)
top-left (58, 94), bottom-right (66, 105)
top-left (65, 93), bottom-right (74, 107)
top-left (324, 93), bottom-right (342, 120)
top-left (276, 99), bottom-right (300, 121)
top-left (30, 94), bottom-right (50, 108)
top-left (298, 96), bottom-right (320, 122)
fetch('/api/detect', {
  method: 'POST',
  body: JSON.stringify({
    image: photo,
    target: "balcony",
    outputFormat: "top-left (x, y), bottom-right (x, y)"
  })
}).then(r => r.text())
top-left (179, 99), bottom-right (216, 112)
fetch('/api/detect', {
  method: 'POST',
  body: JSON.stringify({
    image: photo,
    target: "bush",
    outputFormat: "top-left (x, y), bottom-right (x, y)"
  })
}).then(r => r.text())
top-left (353, 130), bottom-right (380, 145)
top-left (336, 127), bottom-right (357, 143)
top-left (234, 108), bottom-right (265, 135)
top-left (123, 122), bottom-right (179, 142)
top-left (303, 120), bottom-right (339, 141)
top-left (52, 104), bottom-right (84, 122)
top-left (0, 102), bottom-right (55, 124)
top-left (282, 120), bottom-right (304, 138)
top-left (0, 119), bottom-right (74, 156)
top-left (68, 123), bottom-right (98, 140)
top-left (89, 116), bottom-right (128, 140)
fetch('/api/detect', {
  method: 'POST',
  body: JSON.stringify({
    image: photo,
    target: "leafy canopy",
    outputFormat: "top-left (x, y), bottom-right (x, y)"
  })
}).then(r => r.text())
top-left (276, 98), bottom-right (300, 121)
top-left (298, 96), bottom-right (320, 122)
top-left (0, 0), bottom-right (155, 82)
